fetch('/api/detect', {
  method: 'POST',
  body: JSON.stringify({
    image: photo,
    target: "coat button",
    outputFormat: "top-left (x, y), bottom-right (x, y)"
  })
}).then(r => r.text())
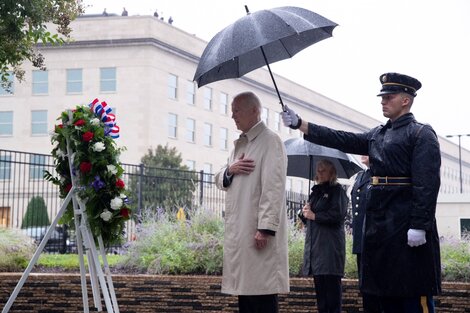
top-left (355, 204), bottom-right (359, 208)
top-left (354, 212), bottom-right (359, 216)
top-left (356, 196), bottom-right (360, 200)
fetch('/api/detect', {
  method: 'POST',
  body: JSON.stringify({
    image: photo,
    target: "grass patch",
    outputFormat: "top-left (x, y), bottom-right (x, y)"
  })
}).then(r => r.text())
top-left (37, 253), bottom-right (122, 270)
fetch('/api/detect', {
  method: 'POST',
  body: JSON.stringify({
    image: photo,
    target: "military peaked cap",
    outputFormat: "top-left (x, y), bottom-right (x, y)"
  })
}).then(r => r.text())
top-left (377, 72), bottom-right (422, 97)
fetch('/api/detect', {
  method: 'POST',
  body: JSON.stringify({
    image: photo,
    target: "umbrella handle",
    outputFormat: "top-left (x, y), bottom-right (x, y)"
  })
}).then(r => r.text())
top-left (245, 5), bottom-right (250, 14)
top-left (260, 46), bottom-right (285, 110)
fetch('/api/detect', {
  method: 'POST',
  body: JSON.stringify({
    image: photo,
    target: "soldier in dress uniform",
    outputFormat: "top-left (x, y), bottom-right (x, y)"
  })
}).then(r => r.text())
top-left (281, 73), bottom-right (441, 313)
top-left (351, 155), bottom-right (382, 312)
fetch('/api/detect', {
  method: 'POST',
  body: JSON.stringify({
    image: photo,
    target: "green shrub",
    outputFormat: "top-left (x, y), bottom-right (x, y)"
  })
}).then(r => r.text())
top-left (441, 234), bottom-right (470, 282)
top-left (288, 224), bottom-right (304, 276)
top-left (3, 211), bottom-right (469, 284)
top-left (0, 227), bottom-right (36, 271)
top-left (344, 233), bottom-right (358, 279)
top-left (119, 209), bottom-right (224, 275)
top-left (21, 196), bottom-right (50, 228)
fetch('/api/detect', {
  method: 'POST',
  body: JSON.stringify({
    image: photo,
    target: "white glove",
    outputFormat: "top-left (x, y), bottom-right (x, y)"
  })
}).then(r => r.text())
top-left (280, 106), bottom-right (299, 128)
top-left (407, 229), bottom-right (426, 247)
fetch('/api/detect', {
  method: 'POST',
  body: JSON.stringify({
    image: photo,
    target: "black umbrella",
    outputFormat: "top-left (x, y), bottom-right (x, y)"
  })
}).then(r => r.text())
top-left (193, 6), bottom-right (337, 109)
top-left (284, 138), bottom-right (362, 190)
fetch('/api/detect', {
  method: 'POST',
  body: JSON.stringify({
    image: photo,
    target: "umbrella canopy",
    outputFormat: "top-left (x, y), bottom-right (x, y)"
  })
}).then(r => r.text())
top-left (284, 138), bottom-right (362, 182)
top-left (193, 6), bottom-right (337, 108)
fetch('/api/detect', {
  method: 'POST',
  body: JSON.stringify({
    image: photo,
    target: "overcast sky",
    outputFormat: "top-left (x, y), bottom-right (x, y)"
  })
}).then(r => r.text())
top-left (82, 0), bottom-right (470, 148)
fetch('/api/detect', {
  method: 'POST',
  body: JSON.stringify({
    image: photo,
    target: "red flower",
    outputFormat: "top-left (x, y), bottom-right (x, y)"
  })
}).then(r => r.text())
top-left (116, 179), bottom-right (125, 189)
top-left (64, 183), bottom-right (72, 193)
top-left (82, 131), bottom-right (94, 142)
top-left (58, 124), bottom-right (63, 129)
top-left (74, 119), bottom-right (85, 126)
top-left (80, 161), bottom-right (92, 173)
top-left (120, 207), bottom-right (130, 219)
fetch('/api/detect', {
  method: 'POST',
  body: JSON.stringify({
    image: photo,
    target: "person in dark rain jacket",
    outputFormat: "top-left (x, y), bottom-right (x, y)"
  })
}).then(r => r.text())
top-left (300, 159), bottom-right (348, 313)
top-left (281, 72), bottom-right (441, 313)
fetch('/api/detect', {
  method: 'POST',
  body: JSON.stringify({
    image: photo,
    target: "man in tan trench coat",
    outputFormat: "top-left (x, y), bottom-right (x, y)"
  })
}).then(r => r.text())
top-left (215, 91), bottom-right (290, 313)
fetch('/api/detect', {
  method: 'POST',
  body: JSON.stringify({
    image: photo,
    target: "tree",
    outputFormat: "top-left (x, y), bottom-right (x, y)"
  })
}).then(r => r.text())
top-left (129, 145), bottom-right (198, 216)
top-left (21, 196), bottom-right (50, 228)
top-left (0, 0), bottom-right (84, 88)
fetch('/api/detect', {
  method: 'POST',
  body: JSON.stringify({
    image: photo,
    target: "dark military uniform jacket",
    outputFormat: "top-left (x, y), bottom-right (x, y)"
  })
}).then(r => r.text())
top-left (351, 169), bottom-right (370, 255)
top-left (304, 113), bottom-right (441, 297)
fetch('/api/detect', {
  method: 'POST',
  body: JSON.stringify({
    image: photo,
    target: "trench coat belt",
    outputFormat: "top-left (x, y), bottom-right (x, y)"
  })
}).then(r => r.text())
top-left (370, 176), bottom-right (412, 186)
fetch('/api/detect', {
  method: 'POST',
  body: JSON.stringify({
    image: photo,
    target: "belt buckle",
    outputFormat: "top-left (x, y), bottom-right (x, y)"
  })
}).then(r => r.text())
top-left (372, 176), bottom-right (379, 185)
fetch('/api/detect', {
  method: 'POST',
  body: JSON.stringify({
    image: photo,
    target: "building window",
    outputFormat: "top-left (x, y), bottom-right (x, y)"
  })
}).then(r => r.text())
top-left (262, 107), bottom-right (269, 126)
top-left (274, 111), bottom-right (281, 131)
top-left (203, 163), bottom-right (213, 185)
top-left (204, 123), bottom-right (212, 146)
top-left (204, 87), bottom-right (212, 110)
top-left (66, 69), bottom-right (83, 94)
top-left (100, 67), bottom-right (116, 92)
top-left (168, 113), bottom-right (177, 138)
top-left (0, 111), bottom-right (13, 136)
top-left (29, 154), bottom-right (46, 180)
top-left (0, 154), bottom-right (11, 180)
top-left (186, 81), bottom-right (195, 105)
top-left (219, 127), bottom-right (228, 150)
top-left (0, 72), bottom-right (14, 95)
top-left (185, 118), bottom-right (196, 143)
top-left (31, 110), bottom-right (48, 135)
top-left (186, 160), bottom-right (196, 171)
top-left (220, 92), bottom-right (228, 115)
top-left (461, 218), bottom-right (470, 236)
top-left (168, 74), bottom-right (178, 100)
top-left (32, 70), bottom-right (48, 95)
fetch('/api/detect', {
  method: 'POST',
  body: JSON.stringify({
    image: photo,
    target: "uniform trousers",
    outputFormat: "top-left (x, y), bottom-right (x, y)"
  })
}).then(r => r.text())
top-left (379, 295), bottom-right (435, 313)
top-left (313, 274), bottom-right (342, 313)
top-left (357, 254), bottom-right (383, 313)
top-left (238, 294), bottom-right (278, 313)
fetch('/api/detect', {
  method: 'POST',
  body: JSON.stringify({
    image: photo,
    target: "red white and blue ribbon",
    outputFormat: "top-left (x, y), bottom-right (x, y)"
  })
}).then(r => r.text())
top-left (89, 98), bottom-right (120, 139)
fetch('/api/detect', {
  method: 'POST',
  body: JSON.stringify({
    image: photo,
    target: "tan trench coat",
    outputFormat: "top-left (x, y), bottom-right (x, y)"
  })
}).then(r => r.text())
top-left (215, 122), bottom-right (290, 296)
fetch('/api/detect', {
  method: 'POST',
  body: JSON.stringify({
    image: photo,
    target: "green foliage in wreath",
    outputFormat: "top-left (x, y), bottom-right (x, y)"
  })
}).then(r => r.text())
top-left (44, 101), bottom-right (132, 246)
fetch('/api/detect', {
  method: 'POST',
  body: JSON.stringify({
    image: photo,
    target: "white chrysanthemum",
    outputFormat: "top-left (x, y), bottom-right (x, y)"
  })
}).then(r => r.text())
top-left (110, 197), bottom-right (123, 210)
top-left (100, 210), bottom-right (113, 221)
top-left (56, 149), bottom-right (67, 159)
top-left (92, 142), bottom-right (106, 152)
top-left (119, 193), bottom-right (127, 199)
top-left (107, 164), bottom-right (117, 175)
top-left (90, 118), bottom-right (100, 126)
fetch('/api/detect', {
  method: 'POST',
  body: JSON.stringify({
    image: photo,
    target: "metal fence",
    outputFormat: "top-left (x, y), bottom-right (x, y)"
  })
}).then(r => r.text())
top-left (0, 149), bottom-right (308, 253)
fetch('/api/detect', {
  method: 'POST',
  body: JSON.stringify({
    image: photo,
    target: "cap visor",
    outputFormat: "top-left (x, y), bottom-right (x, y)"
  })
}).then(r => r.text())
top-left (377, 90), bottom-right (398, 96)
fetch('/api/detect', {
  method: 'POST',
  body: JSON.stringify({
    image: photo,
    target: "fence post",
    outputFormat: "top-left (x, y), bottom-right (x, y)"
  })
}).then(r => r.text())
top-left (199, 170), bottom-right (204, 206)
top-left (137, 164), bottom-right (144, 221)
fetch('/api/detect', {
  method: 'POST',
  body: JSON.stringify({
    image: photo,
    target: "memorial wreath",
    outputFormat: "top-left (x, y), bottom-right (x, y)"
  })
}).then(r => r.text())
top-left (45, 99), bottom-right (132, 245)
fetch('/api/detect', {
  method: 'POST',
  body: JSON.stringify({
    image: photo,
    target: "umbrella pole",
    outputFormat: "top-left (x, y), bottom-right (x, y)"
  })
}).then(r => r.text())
top-left (308, 155), bottom-right (312, 191)
top-left (260, 46), bottom-right (285, 110)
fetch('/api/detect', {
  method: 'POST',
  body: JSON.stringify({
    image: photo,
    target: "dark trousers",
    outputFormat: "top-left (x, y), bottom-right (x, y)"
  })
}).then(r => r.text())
top-left (357, 254), bottom-right (383, 313)
top-left (238, 294), bottom-right (279, 313)
top-left (313, 275), bottom-right (342, 313)
top-left (357, 255), bottom-right (435, 313)
top-left (380, 295), bottom-right (435, 313)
